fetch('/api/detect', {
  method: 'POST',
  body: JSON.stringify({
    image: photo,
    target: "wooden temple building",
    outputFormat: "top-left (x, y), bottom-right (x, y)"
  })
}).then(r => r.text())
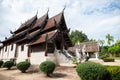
top-left (0, 11), bottom-right (73, 65)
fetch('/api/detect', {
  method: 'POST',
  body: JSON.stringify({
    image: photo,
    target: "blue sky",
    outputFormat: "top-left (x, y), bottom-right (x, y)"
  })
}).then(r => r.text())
top-left (0, 0), bottom-right (120, 44)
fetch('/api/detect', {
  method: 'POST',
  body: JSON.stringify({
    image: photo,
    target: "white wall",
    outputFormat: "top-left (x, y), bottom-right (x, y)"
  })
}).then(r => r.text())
top-left (2, 46), bottom-right (9, 60)
top-left (0, 44), bottom-right (16, 61)
top-left (0, 48), bottom-right (3, 60)
top-left (30, 51), bottom-right (46, 65)
top-left (55, 50), bottom-right (72, 65)
top-left (16, 44), bottom-right (28, 63)
top-left (46, 53), bottom-right (57, 64)
top-left (7, 44), bottom-right (16, 59)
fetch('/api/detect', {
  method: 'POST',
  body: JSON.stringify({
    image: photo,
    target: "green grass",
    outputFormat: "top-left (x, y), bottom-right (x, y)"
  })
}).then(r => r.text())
top-left (114, 57), bottom-right (120, 60)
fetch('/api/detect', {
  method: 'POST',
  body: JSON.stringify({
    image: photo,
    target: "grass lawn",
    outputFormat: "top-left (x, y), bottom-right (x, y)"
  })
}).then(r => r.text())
top-left (114, 57), bottom-right (120, 60)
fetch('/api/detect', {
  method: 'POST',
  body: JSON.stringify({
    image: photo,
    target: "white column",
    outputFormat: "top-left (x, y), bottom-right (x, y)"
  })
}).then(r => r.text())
top-left (95, 52), bottom-right (99, 60)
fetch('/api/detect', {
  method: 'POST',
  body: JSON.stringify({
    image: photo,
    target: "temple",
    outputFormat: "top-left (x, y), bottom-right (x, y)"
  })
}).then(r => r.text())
top-left (0, 11), bottom-right (73, 65)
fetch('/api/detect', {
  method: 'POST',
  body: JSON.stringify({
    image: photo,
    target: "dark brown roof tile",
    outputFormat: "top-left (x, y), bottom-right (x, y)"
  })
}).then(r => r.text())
top-left (29, 30), bottom-right (57, 45)
top-left (42, 12), bottom-right (62, 31)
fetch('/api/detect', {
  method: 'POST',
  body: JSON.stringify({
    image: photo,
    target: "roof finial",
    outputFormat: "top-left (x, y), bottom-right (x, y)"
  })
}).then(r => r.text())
top-left (10, 30), bottom-right (13, 34)
top-left (5, 37), bottom-right (7, 40)
top-left (62, 5), bottom-right (66, 12)
top-left (36, 10), bottom-right (38, 15)
top-left (47, 8), bottom-right (49, 14)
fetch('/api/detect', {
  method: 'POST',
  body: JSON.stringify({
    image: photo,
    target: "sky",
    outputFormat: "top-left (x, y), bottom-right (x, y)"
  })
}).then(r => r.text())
top-left (0, 0), bottom-right (120, 44)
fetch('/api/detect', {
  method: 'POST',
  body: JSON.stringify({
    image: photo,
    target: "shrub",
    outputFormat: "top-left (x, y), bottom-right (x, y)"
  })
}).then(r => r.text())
top-left (71, 57), bottom-right (78, 64)
top-left (103, 57), bottom-right (115, 62)
top-left (17, 61), bottom-right (30, 73)
top-left (0, 60), bottom-right (4, 67)
top-left (106, 66), bottom-right (120, 80)
top-left (85, 56), bottom-right (89, 62)
top-left (3, 61), bottom-right (14, 69)
top-left (76, 62), bottom-right (111, 80)
top-left (39, 61), bottom-right (56, 77)
top-left (99, 53), bottom-right (109, 59)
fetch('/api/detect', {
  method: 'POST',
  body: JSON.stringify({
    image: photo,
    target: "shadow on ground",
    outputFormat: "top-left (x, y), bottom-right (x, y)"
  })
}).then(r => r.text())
top-left (52, 73), bottom-right (67, 78)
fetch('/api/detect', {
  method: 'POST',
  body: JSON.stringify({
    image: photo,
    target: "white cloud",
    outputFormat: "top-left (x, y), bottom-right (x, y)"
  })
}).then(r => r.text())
top-left (0, 0), bottom-right (120, 44)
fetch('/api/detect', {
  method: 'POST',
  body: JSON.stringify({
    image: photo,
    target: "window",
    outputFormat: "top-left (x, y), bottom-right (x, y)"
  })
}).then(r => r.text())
top-left (5, 46), bottom-right (7, 52)
top-left (11, 44), bottom-right (13, 51)
top-left (21, 45), bottom-right (24, 51)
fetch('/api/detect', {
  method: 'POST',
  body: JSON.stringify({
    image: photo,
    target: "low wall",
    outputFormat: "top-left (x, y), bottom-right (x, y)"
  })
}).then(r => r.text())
top-left (30, 51), bottom-right (46, 65)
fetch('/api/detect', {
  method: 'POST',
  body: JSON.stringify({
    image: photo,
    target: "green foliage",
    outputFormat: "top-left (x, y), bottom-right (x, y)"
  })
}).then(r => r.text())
top-left (69, 30), bottom-right (89, 44)
top-left (89, 38), bottom-right (96, 42)
top-left (76, 62), bottom-right (111, 80)
top-left (107, 39), bottom-right (120, 57)
top-left (103, 57), bottom-right (115, 62)
top-left (17, 61), bottom-right (30, 73)
top-left (39, 61), bottom-right (56, 77)
top-left (108, 45), bottom-right (120, 55)
top-left (99, 52), bottom-right (109, 59)
top-left (108, 45), bottom-right (120, 53)
top-left (100, 46), bottom-right (109, 53)
top-left (106, 34), bottom-right (114, 46)
top-left (0, 60), bottom-right (4, 67)
top-left (115, 39), bottom-right (120, 46)
top-left (3, 61), bottom-right (14, 69)
top-left (99, 39), bottom-right (105, 47)
top-left (71, 57), bottom-right (78, 64)
top-left (106, 66), bottom-right (120, 80)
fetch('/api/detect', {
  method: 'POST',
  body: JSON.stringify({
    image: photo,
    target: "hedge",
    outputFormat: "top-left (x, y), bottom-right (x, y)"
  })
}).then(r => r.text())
top-left (17, 61), bottom-right (30, 73)
top-left (76, 62), bottom-right (111, 80)
top-left (0, 60), bottom-right (4, 67)
top-left (3, 61), bottom-right (14, 69)
top-left (39, 61), bottom-right (56, 77)
top-left (106, 66), bottom-right (120, 80)
top-left (103, 57), bottom-right (115, 62)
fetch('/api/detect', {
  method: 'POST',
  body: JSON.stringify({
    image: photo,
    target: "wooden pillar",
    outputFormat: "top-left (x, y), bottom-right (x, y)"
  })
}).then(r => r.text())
top-left (45, 33), bottom-right (48, 56)
top-left (27, 45), bottom-right (31, 62)
top-left (61, 32), bottom-right (65, 50)
top-left (28, 46), bottom-right (31, 57)
top-left (45, 42), bottom-right (48, 56)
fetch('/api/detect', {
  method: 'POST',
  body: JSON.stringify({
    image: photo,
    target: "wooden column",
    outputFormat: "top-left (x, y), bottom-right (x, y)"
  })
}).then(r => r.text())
top-left (61, 32), bottom-right (65, 50)
top-left (45, 34), bottom-right (48, 56)
top-left (45, 42), bottom-right (48, 56)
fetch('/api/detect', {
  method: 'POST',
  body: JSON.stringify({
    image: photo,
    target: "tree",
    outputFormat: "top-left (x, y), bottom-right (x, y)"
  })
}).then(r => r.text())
top-left (99, 39), bottom-right (105, 47)
top-left (69, 30), bottom-right (89, 44)
top-left (89, 39), bottom-right (96, 42)
top-left (99, 39), bottom-right (105, 53)
top-left (106, 34), bottom-right (114, 46)
top-left (108, 45), bottom-right (120, 56)
top-left (108, 39), bottom-right (120, 56)
top-left (115, 39), bottom-right (120, 46)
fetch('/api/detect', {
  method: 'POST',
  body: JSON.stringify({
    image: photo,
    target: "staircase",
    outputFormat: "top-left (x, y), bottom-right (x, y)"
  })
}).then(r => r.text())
top-left (61, 50), bottom-right (73, 59)
top-left (54, 49), bottom-right (76, 67)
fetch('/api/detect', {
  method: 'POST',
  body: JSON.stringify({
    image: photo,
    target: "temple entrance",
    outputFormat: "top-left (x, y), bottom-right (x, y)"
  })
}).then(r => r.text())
top-left (55, 40), bottom-right (61, 50)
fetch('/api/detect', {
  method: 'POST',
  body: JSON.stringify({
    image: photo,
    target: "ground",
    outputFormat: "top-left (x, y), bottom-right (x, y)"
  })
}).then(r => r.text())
top-left (0, 66), bottom-right (80, 80)
top-left (0, 59), bottom-right (120, 80)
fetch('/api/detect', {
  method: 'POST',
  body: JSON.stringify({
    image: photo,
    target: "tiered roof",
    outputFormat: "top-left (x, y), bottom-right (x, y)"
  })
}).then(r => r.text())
top-left (29, 30), bottom-right (57, 45)
top-left (14, 15), bottom-right (37, 33)
top-left (2, 11), bottom-right (72, 47)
